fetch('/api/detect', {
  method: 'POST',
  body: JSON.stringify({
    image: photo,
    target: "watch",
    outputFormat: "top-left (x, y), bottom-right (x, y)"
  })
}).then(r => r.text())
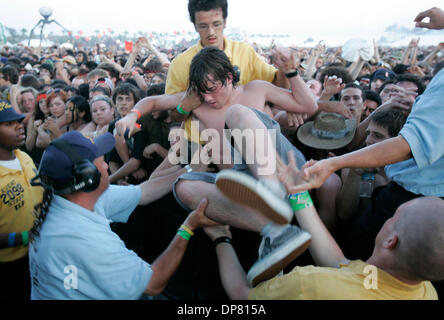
top-left (184, 164), bottom-right (192, 173)
top-left (285, 69), bottom-right (299, 78)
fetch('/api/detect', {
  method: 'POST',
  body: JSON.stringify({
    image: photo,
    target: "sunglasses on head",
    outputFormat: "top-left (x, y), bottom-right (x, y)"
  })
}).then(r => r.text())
top-left (46, 88), bottom-right (63, 95)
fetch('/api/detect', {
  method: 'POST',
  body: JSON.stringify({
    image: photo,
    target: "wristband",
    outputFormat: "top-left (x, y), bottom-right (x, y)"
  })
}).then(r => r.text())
top-left (130, 109), bottom-right (142, 120)
top-left (176, 104), bottom-right (191, 115)
top-left (180, 224), bottom-right (194, 236)
top-left (285, 70), bottom-right (299, 78)
top-left (8, 232), bottom-right (16, 247)
top-left (22, 231), bottom-right (29, 247)
top-left (177, 228), bottom-right (192, 241)
top-left (288, 191), bottom-right (313, 211)
top-left (213, 236), bottom-right (232, 247)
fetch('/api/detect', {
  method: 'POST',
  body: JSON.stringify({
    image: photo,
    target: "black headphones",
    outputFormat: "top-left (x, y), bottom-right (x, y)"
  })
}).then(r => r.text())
top-left (31, 138), bottom-right (101, 195)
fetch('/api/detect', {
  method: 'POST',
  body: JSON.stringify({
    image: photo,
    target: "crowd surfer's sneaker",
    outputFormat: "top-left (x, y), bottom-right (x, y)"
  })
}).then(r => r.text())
top-left (215, 170), bottom-right (293, 224)
top-left (247, 225), bottom-right (311, 286)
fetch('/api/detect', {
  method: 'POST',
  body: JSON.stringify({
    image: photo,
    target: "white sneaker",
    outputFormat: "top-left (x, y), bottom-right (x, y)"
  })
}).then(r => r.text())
top-left (215, 169), bottom-right (293, 224)
top-left (247, 225), bottom-right (311, 286)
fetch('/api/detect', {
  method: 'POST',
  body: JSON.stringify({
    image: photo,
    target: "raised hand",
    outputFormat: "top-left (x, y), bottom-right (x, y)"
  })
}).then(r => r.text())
top-left (180, 87), bottom-right (203, 113)
top-left (414, 7), bottom-right (444, 30)
top-left (277, 151), bottom-right (335, 193)
top-left (322, 75), bottom-right (345, 97)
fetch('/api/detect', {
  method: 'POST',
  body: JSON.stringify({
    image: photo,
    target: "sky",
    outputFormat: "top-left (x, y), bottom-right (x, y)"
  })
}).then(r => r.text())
top-left (1, 0), bottom-right (443, 46)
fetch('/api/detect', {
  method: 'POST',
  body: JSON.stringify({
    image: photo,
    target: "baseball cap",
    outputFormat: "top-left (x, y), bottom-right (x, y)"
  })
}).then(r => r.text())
top-left (371, 68), bottom-right (395, 82)
top-left (0, 100), bottom-right (25, 123)
top-left (39, 131), bottom-right (115, 181)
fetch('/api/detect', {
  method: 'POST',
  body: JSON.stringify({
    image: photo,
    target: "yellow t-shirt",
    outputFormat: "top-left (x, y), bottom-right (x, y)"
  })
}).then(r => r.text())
top-left (167, 38), bottom-right (277, 145)
top-left (165, 38), bottom-right (277, 95)
top-left (248, 260), bottom-right (438, 300)
top-left (0, 150), bottom-right (43, 262)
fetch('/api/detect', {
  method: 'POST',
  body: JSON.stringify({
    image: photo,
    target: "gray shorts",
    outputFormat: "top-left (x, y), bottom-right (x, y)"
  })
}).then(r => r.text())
top-left (172, 108), bottom-right (306, 211)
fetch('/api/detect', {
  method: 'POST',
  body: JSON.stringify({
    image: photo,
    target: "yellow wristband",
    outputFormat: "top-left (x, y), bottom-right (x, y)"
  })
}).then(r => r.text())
top-left (180, 224), bottom-right (194, 236)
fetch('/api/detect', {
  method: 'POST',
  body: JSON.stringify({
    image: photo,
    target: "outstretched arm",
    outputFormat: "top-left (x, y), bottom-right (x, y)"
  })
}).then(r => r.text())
top-left (115, 92), bottom-right (184, 138)
top-left (289, 135), bottom-right (412, 193)
top-left (277, 153), bottom-right (349, 268)
top-left (144, 199), bottom-right (218, 296)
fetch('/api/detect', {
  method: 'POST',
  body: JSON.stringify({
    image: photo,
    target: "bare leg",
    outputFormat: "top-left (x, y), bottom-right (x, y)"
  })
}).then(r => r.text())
top-left (225, 104), bottom-right (279, 179)
top-left (175, 179), bottom-right (269, 232)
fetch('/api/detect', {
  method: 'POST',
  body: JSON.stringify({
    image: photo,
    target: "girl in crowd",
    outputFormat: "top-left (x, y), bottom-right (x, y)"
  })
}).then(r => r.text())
top-left (25, 91), bottom-right (50, 165)
top-left (81, 95), bottom-right (115, 139)
top-left (65, 95), bottom-right (92, 132)
top-left (17, 87), bottom-right (38, 125)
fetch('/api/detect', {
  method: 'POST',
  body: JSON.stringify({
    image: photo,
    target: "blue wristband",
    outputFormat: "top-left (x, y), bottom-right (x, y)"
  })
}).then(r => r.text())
top-left (8, 232), bottom-right (16, 247)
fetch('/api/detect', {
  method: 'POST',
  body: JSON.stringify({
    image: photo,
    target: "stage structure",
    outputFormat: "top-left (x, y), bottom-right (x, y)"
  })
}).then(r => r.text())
top-left (28, 7), bottom-right (71, 46)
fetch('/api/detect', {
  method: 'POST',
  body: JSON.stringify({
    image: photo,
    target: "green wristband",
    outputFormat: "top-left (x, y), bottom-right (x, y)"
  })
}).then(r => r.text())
top-left (288, 191), bottom-right (313, 211)
top-left (177, 228), bottom-right (192, 241)
top-left (22, 231), bottom-right (29, 247)
top-left (176, 104), bottom-right (191, 115)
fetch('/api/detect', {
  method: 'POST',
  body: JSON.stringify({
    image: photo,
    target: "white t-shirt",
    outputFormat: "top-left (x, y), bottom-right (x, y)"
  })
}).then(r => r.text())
top-left (29, 184), bottom-right (151, 300)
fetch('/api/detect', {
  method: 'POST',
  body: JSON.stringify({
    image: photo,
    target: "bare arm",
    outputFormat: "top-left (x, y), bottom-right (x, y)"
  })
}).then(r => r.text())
top-left (259, 75), bottom-right (318, 115)
top-left (289, 135), bottom-right (412, 193)
top-left (277, 154), bottom-right (349, 268)
top-left (115, 92), bottom-right (184, 138)
top-left (347, 56), bottom-right (366, 81)
top-left (203, 226), bottom-right (251, 300)
top-left (25, 116), bottom-right (38, 151)
top-left (144, 199), bottom-right (218, 296)
top-left (109, 158), bottom-right (141, 184)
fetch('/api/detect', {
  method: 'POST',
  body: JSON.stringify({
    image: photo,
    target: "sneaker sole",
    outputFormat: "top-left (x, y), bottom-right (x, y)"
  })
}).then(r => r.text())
top-left (247, 232), bottom-right (311, 287)
top-left (215, 170), bottom-right (292, 224)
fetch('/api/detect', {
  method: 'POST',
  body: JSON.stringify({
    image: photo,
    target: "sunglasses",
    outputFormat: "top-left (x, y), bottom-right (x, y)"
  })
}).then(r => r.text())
top-left (46, 88), bottom-right (63, 95)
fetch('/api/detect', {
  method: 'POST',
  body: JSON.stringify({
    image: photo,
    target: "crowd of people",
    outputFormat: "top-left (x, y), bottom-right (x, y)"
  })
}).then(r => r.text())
top-left (0, 0), bottom-right (443, 301)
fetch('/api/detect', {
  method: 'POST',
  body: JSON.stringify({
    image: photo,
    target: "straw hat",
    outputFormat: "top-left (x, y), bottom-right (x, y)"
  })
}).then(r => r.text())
top-left (297, 112), bottom-right (357, 150)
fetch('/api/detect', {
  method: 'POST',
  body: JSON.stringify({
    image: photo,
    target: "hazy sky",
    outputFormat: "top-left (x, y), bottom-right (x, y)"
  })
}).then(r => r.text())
top-left (1, 0), bottom-right (442, 45)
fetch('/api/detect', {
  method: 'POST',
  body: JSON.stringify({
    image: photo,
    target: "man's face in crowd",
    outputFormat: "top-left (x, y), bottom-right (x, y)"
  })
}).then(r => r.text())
top-left (194, 8), bottom-right (226, 50)
top-left (200, 74), bottom-right (232, 109)
top-left (75, 53), bottom-right (84, 64)
top-left (340, 87), bottom-right (364, 121)
top-left (370, 78), bottom-right (385, 92)
top-left (40, 68), bottom-right (51, 79)
top-left (362, 99), bottom-right (379, 120)
top-left (115, 93), bottom-right (135, 117)
top-left (365, 121), bottom-right (391, 146)
top-left (0, 120), bottom-right (25, 151)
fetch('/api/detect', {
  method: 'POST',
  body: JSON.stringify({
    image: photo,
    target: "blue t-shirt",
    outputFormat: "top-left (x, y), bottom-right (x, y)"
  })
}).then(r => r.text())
top-left (385, 68), bottom-right (444, 197)
top-left (29, 184), bottom-right (151, 300)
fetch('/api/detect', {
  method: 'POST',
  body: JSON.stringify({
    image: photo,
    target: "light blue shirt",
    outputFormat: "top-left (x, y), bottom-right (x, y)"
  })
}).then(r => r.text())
top-left (385, 68), bottom-right (444, 197)
top-left (29, 184), bottom-right (152, 300)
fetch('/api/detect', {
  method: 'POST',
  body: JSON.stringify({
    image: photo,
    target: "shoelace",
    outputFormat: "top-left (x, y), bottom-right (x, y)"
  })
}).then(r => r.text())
top-left (259, 226), bottom-right (304, 259)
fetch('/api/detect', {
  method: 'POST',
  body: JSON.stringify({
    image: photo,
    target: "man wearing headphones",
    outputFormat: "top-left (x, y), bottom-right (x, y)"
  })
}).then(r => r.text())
top-left (28, 131), bottom-right (216, 299)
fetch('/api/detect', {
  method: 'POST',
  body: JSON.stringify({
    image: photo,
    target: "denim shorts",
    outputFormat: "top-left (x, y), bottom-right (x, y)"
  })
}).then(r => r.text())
top-left (172, 107), bottom-right (306, 211)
